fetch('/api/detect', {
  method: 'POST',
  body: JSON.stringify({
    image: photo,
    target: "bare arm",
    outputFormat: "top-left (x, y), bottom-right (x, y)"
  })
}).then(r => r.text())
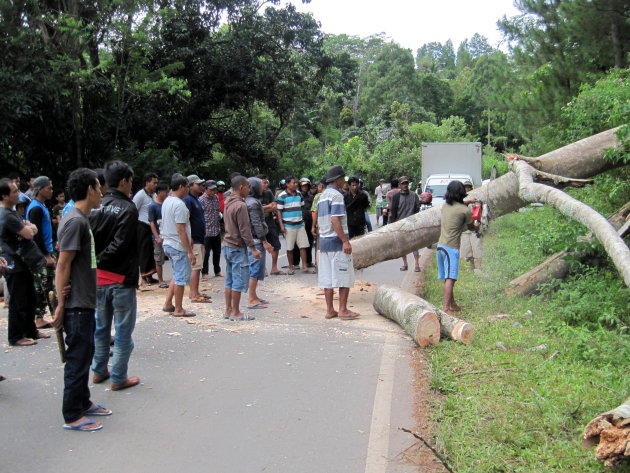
top-left (331, 215), bottom-right (351, 254)
top-left (52, 250), bottom-right (75, 329)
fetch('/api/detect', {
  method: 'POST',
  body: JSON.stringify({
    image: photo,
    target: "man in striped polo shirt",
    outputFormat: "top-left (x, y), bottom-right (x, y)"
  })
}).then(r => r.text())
top-left (316, 165), bottom-right (360, 320)
top-left (277, 176), bottom-right (312, 275)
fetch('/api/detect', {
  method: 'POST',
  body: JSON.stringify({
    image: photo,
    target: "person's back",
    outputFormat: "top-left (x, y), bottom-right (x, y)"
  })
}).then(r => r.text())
top-left (223, 193), bottom-right (253, 249)
top-left (438, 201), bottom-right (471, 249)
top-left (161, 195), bottom-right (190, 251)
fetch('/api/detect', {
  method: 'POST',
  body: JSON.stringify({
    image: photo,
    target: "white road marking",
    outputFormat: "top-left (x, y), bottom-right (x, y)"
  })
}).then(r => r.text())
top-left (365, 332), bottom-right (399, 473)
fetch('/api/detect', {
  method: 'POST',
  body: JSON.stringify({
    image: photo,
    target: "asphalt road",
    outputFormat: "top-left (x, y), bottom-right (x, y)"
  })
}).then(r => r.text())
top-left (1, 218), bottom-right (432, 473)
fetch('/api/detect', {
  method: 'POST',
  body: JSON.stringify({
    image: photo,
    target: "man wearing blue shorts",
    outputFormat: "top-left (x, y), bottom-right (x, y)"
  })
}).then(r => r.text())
top-left (161, 174), bottom-right (196, 317)
top-left (223, 176), bottom-right (262, 321)
top-left (437, 180), bottom-right (478, 315)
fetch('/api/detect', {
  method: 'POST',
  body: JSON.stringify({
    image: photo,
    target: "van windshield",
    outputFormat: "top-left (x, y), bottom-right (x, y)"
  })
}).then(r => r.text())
top-left (424, 184), bottom-right (448, 197)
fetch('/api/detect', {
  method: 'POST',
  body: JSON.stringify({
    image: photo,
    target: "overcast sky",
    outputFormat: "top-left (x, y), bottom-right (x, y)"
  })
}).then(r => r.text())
top-left (279, 0), bottom-right (521, 51)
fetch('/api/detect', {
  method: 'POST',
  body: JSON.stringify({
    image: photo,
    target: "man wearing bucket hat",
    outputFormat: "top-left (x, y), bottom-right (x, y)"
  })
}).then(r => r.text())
top-left (316, 165), bottom-right (360, 320)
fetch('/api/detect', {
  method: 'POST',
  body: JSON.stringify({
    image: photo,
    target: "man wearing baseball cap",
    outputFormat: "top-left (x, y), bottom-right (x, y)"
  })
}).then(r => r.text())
top-left (184, 175), bottom-right (210, 304)
top-left (389, 175), bottom-right (421, 272)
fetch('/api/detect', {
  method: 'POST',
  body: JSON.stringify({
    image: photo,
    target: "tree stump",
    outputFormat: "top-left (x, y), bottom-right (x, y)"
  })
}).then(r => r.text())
top-left (583, 397), bottom-right (630, 468)
top-left (373, 285), bottom-right (440, 348)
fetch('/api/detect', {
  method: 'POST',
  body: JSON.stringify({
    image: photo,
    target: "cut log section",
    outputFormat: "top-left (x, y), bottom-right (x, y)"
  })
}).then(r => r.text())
top-left (400, 247), bottom-right (435, 297)
top-left (437, 309), bottom-right (475, 345)
top-left (373, 284), bottom-right (441, 348)
top-left (583, 396), bottom-right (630, 468)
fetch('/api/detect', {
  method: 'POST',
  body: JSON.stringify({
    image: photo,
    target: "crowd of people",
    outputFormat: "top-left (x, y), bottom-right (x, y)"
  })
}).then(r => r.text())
top-left (0, 161), bottom-right (484, 431)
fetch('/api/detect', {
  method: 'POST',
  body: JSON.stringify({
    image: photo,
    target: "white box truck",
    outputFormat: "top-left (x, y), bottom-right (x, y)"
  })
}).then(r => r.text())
top-left (421, 142), bottom-right (482, 206)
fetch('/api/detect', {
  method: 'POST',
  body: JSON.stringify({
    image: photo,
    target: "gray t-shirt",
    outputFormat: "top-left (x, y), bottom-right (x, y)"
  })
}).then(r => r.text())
top-left (161, 195), bottom-right (191, 252)
top-left (57, 207), bottom-right (97, 309)
top-left (132, 189), bottom-right (155, 224)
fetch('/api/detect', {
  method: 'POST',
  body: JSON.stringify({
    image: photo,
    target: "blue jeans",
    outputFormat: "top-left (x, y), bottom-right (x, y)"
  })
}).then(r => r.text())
top-left (63, 309), bottom-right (95, 423)
top-left (223, 246), bottom-right (249, 292)
top-left (92, 285), bottom-right (137, 385)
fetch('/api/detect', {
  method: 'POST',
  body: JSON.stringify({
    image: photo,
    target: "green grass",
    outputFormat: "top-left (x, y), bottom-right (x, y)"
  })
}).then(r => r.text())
top-left (423, 195), bottom-right (630, 472)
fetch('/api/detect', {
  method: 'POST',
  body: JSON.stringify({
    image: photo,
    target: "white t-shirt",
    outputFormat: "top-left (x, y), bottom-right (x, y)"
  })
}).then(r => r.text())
top-left (161, 195), bottom-right (191, 252)
top-left (132, 189), bottom-right (155, 224)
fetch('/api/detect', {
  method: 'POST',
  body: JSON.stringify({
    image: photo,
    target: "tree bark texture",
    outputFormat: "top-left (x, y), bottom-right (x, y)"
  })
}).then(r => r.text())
top-left (372, 285), bottom-right (440, 348)
top-left (436, 308), bottom-right (475, 345)
top-left (400, 248), bottom-right (435, 297)
top-left (583, 397), bottom-right (630, 468)
top-left (352, 128), bottom-right (625, 270)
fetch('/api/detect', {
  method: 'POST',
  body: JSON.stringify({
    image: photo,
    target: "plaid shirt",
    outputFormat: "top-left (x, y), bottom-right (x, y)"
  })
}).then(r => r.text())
top-left (199, 193), bottom-right (221, 237)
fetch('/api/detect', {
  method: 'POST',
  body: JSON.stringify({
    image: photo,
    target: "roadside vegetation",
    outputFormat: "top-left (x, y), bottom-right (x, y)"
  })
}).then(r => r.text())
top-left (422, 170), bottom-right (630, 472)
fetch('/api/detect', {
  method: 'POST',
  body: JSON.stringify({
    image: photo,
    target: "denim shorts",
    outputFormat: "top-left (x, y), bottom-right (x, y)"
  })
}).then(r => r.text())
top-left (163, 244), bottom-right (192, 286)
top-left (437, 244), bottom-right (460, 280)
top-left (223, 246), bottom-right (249, 292)
top-left (248, 243), bottom-right (266, 281)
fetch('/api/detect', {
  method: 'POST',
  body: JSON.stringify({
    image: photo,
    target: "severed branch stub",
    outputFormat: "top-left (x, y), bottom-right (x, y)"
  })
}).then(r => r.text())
top-left (583, 396), bottom-right (630, 468)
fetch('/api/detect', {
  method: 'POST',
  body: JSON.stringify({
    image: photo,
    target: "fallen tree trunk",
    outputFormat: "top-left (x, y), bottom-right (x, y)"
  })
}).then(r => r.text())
top-left (506, 201), bottom-right (630, 296)
top-left (352, 128), bottom-right (624, 270)
top-left (373, 284), bottom-right (440, 347)
top-left (373, 285), bottom-right (474, 345)
top-left (400, 247), bottom-right (435, 297)
top-left (583, 396), bottom-right (630, 468)
top-left (510, 159), bottom-right (630, 287)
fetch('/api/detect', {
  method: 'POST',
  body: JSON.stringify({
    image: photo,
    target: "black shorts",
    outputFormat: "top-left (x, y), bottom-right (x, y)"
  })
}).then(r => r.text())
top-left (266, 221), bottom-right (281, 250)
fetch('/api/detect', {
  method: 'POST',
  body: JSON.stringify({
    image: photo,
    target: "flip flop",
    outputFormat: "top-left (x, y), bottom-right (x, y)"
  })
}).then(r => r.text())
top-left (162, 306), bottom-right (175, 313)
top-left (339, 312), bottom-right (360, 320)
top-left (62, 418), bottom-right (103, 432)
top-left (270, 271), bottom-right (286, 276)
top-left (287, 270), bottom-right (295, 275)
top-left (229, 314), bottom-right (256, 321)
top-left (84, 404), bottom-right (112, 416)
top-left (414, 266), bottom-right (421, 272)
top-left (246, 303), bottom-right (268, 309)
top-left (190, 296), bottom-right (212, 303)
top-left (301, 269), bottom-right (316, 274)
top-left (400, 266), bottom-right (408, 271)
top-left (258, 299), bottom-right (270, 305)
top-left (158, 282), bottom-right (169, 289)
top-left (173, 310), bottom-right (196, 317)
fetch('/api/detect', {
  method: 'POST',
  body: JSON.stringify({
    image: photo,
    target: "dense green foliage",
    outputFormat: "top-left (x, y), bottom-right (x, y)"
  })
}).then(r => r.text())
top-left (1, 0), bottom-right (628, 188)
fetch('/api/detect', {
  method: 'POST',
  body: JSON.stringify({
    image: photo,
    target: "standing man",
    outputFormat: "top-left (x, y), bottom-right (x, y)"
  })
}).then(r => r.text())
top-left (245, 177), bottom-right (274, 309)
top-left (53, 168), bottom-right (111, 432)
top-left (383, 178), bottom-right (400, 226)
top-left (184, 175), bottom-right (210, 303)
top-left (317, 166), bottom-right (360, 321)
top-left (260, 176), bottom-right (284, 276)
top-left (0, 178), bottom-right (43, 346)
top-left (89, 161), bottom-right (140, 391)
top-left (344, 176), bottom-right (370, 239)
top-left (199, 180), bottom-right (223, 280)
top-left (161, 174), bottom-right (196, 317)
top-left (437, 181), bottom-right (477, 315)
top-left (148, 181), bottom-right (169, 288)
top-left (389, 176), bottom-right (421, 272)
top-left (223, 176), bottom-right (262, 321)
top-left (26, 176), bottom-right (56, 328)
top-left (277, 176), bottom-right (312, 275)
top-left (132, 173), bottom-right (158, 285)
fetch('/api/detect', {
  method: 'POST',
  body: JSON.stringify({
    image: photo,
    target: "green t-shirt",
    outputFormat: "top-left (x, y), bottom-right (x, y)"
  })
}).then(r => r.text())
top-left (438, 201), bottom-right (472, 249)
top-left (311, 193), bottom-right (322, 212)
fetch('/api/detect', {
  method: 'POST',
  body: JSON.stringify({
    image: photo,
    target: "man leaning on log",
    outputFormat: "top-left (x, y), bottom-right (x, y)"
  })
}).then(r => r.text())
top-left (436, 181), bottom-right (479, 315)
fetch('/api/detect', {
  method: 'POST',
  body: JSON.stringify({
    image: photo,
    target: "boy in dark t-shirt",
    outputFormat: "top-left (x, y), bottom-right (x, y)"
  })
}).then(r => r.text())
top-left (53, 168), bottom-right (109, 432)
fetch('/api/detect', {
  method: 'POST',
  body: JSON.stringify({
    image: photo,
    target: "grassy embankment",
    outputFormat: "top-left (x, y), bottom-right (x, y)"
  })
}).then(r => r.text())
top-left (422, 170), bottom-right (630, 473)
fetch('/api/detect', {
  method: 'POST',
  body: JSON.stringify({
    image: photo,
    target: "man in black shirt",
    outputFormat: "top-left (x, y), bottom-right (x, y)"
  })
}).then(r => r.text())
top-left (0, 178), bottom-right (43, 346)
top-left (344, 177), bottom-right (370, 239)
top-left (54, 168), bottom-right (110, 431)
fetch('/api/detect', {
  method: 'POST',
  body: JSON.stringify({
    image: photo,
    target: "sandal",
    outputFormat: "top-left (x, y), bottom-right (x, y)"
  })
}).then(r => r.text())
top-left (63, 418), bottom-right (102, 432)
top-left (12, 338), bottom-right (37, 346)
top-left (270, 271), bottom-right (286, 276)
top-left (84, 404), bottom-right (112, 416)
top-left (162, 306), bottom-right (175, 313)
top-left (287, 270), bottom-right (295, 275)
top-left (414, 266), bottom-right (421, 272)
top-left (339, 312), bottom-right (361, 320)
top-left (190, 296), bottom-right (212, 303)
top-left (229, 314), bottom-right (256, 321)
top-left (399, 266), bottom-right (408, 271)
top-left (173, 310), bottom-right (196, 317)
top-left (158, 282), bottom-right (169, 289)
